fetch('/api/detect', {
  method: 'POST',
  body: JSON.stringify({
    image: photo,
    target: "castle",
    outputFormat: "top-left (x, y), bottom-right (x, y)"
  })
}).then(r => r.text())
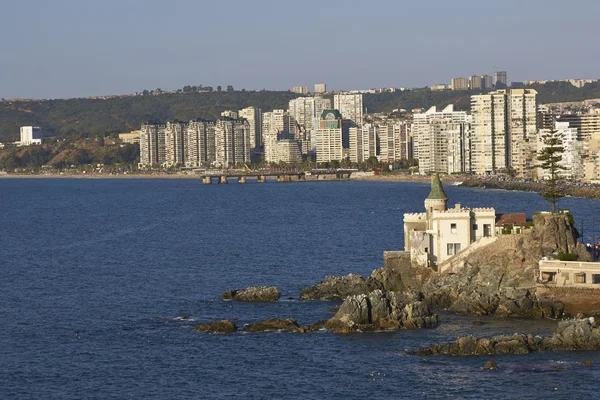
top-left (404, 174), bottom-right (496, 269)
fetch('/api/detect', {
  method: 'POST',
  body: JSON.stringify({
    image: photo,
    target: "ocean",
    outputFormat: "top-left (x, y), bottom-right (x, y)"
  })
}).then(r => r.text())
top-left (2, 178), bottom-right (600, 399)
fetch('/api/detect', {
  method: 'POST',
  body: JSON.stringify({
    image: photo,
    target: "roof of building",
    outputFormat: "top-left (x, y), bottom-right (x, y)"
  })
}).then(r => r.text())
top-left (495, 212), bottom-right (527, 226)
top-left (426, 173), bottom-right (448, 201)
top-left (320, 109), bottom-right (342, 120)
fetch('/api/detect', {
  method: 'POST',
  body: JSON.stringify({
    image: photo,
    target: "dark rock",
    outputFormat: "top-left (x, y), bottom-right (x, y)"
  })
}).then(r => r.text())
top-left (193, 320), bottom-right (237, 333)
top-left (302, 320), bottom-right (328, 332)
top-left (243, 318), bottom-right (303, 333)
top-left (221, 286), bottom-right (281, 302)
top-left (325, 290), bottom-right (439, 333)
top-left (483, 360), bottom-right (498, 370)
top-left (472, 320), bottom-right (485, 326)
top-left (580, 360), bottom-right (593, 367)
top-left (299, 274), bottom-right (382, 300)
top-left (411, 318), bottom-right (600, 356)
top-left (371, 252), bottom-right (432, 292)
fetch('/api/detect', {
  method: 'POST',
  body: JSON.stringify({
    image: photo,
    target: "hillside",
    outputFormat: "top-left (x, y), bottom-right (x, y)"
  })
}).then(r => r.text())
top-left (1, 82), bottom-right (600, 142)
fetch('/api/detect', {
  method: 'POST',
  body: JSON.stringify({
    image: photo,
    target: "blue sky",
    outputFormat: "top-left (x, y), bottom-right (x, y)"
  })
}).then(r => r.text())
top-left (1, 0), bottom-right (599, 99)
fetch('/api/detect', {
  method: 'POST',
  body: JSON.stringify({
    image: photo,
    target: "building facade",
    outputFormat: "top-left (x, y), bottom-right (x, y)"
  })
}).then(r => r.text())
top-left (316, 110), bottom-right (344, 163)
top-left (314, 83), bottom-right (327, 93)
top-left (19, 126), bottom-right (43, 146)
top-left (215, 118), bottom-right (251, 167)
top-left (238, 106), bottom-right (262, 150)
top-left (451, 77), bottom-right (469, 91)
top-left (334, 93), bottom-right (363, 127)
top-left (139, 124), bottom-right (166, 167)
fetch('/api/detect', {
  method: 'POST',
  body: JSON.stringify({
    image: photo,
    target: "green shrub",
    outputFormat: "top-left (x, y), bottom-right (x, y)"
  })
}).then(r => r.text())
top-left (558, 253), bottom-right (578, 261)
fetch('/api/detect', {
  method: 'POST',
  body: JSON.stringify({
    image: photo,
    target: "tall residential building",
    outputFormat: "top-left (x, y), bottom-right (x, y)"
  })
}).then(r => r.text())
top-left (348, 124), bottom-right (376, 163)
top-left (469, 75), bottom-right (483, 90)
top-left (537, 121), bottom-right (585, 181)
top-left (214, 118), bottom-right (250, 167)
top-left (291, 86), bottom-right (309, 94)
top-left (271, 140), bottom-right (302, 164)
top-left (316, 110), bottom-right (343, 163)
top-left (412, 105), bottom-right (471, 174)
top-left (164, 122), bottom-right (187, 167)
top-left (556, 114), bottom-right (600, 141)
top-left (19, 126), bottom-right (43, 146)
top-left (314, 83), bottom-right (327, 93)
top-left (470, 89), bottom-right (537, 177)
top-left (139, 124), bottom-right (166, 167)
top-left (393, 121), bottom-right (413, 161)
top-left (495, 71), bottom-right (508, 88)
top-left (185, 120), bottom-right (216, 167)
top-left (482, 75), bottom-right (493, 90)
top-left (262, 109), bottom-right (296, 163)
top-left (376, 125), bottom-right (395, 163)
top-left (288, 96), bottom-right (331, 134)
top-left (334, 93), bottom-right (363, 127)
top-left (451, 77), bottom-right (469, 91)
top-left (238, 107), bottom-right (262, 149)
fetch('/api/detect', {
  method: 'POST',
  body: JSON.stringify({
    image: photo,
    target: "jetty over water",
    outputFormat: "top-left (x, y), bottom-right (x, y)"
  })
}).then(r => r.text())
top-left (197, 169), bottom-right (356, 184)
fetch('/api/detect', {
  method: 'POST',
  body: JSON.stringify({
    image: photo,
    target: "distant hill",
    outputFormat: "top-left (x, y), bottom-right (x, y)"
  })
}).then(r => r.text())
top-left (1, 82), bottom-right (600, 142)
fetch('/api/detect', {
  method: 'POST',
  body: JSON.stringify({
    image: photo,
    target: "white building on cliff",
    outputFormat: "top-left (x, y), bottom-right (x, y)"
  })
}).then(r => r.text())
top-left (404, 175), bottom-right (496, 269)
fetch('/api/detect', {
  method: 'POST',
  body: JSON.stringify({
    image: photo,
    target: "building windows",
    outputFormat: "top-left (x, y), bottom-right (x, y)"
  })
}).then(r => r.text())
top-left (483, 224), bottom-right (492, 237)
top-left (450, 223), bottom-right (457, 233)
top-left (447, 243), bottom-right (461, 255)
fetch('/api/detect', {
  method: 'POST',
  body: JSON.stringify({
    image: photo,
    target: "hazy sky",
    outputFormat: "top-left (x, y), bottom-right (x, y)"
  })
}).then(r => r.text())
top-left (1, 0), bottom-right (599, 99)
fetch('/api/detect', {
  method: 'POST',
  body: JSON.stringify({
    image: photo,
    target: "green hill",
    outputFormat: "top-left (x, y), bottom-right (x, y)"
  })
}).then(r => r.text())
top-left (1, 82), bottom-right (600, 143)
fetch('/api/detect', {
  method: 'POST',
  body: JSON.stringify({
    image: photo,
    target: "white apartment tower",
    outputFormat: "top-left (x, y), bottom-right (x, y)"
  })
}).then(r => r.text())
top-left (19, 126), bottom-right (43, 146)
top-left (215, 119), bottom-right (250, 167)
top-left (185, 120), bottom-right (216, 167)
top-left (334, 93), bottom-right (363, 127)
top-left (288, 96), bottom-right (332, 134)
top-left (238, 106), bottom-right (262, 149)
top-left (164, 122), bottom-right (187, 167)
top-left (413, 105), bottom-right (470, 174)
top-left (470, 89), bottom-right (537, 177)
top-left (316, 110), bottom-right (344, 163)
top-left (139, 124), bottom-right (166, 167)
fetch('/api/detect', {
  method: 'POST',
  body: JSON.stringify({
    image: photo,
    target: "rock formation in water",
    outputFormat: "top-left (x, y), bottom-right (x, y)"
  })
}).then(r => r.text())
top-left (324, 290), bottom-right (439, 333)
top-left (243, 318), bottom-right (304, 332)
top-left (411, 318), bottom-right (600, 356)
top-left (299, 274), bottom-right (382, 300)
top-left (193, 320), bottom-right (238, 333)
top-left (300, 214), bottom-right (591, 319)
top-left (221, 286), bottom-right (281, 302)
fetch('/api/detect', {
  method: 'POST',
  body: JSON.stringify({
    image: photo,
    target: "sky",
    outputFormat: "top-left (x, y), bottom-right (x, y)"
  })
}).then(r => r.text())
top-left (1, 0), bottom-right (599, 99)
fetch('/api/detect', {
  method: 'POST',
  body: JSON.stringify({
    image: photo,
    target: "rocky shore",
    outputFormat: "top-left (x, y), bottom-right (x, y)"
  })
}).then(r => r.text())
top-left (460, 177), bottom-right (600, 200)
top-left (221, 286), bottom-right (281, 302)
top-left (411, 318), bottom-right (600, 356)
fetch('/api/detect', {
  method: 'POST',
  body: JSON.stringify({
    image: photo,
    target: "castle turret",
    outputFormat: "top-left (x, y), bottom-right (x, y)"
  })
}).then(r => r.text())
top-left (425, 173), bottom-right (448, 229)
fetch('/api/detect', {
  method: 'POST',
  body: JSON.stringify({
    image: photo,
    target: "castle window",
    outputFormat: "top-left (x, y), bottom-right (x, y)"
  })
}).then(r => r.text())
top-left (447, 243), bottom-right (461, 255)
top-left (450, 223), bottom-right (457, 233)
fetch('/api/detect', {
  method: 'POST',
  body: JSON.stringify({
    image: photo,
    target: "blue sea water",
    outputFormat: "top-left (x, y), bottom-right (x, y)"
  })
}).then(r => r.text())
top-left (2, 178), bottom-right (600, 399)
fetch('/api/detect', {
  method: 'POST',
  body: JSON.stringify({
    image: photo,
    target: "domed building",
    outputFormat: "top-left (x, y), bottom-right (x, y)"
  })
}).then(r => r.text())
top-left (403, 174), bottom-right (496, 270)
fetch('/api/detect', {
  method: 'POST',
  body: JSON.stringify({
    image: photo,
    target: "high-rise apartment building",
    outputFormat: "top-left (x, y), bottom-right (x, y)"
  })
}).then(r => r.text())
top-left (451, 77), bottom-right (469, 91)
top-left (556, 114), bottom-right (600, 142)
top-left (494, 71), bottom-right (508, 88)
top-left (469, 75), bottom-right (483, 91)
top-left (270, 140), bottom-right (302, 164)
top-left (393, 121), bottom-right (413, 161)
top-left (482, 75), bottom-right (493, 90)
top-left (19, 126), bottom-right (43, 146)
top-left (164, 122), bottom-right (187, 167)
top-left (139, 124), bottom-right (166, 167)
top-left (314, 83), bottom-right (327, 93)
top-left (537, 121), bottom-right (585, 181)
top-left (238, 107), bottom-right (262, 149)
top-left (291, 86), bottom-right (309, 95)
top-left (288, 96), bottom-right (332, 134)
top-left (215, 118), bottom-right (250, 167)
top-left (412, 105), bottom-right (471, 174)
top-left (348, 125), bottom-right (376, 163)
top-left (334, 93), bottom-right (363, 127)
top-left (185, 120), bottom-right (216, 167)
top-left (470, 89), bottom-right (537, 177)
top-left (262, 109), bottom-right (296, 163)
top-left (316, 110), bottom-right (343, 163)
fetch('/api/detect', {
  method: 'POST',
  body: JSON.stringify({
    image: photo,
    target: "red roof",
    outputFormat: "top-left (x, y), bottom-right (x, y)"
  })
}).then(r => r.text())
top-left (495, 213), bottom-right (527, 226)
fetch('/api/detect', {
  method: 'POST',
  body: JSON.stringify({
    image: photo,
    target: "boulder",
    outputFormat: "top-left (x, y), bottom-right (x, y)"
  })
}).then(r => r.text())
top-left (299, 274), bottom-right (382, 300)
top-left (411, 318), bottom-right (600, 356)
top-left (243, 318), bottom-right (304, 333)
top-left (193, 320), bottom-right (237, 333)
top-left (483, 360), bottom-right (499, 370)
top-left (325, 290), bottom-right (438, 333)
top-left (221, 286), bottom-right (281, 302)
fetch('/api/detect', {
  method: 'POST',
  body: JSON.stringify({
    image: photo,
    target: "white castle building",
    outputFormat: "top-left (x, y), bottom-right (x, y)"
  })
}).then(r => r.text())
top-left (403, 174), bottom-right (496, 269)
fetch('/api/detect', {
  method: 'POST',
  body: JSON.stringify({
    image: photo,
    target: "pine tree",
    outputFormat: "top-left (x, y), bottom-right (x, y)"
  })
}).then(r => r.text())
top-left (536, 129), bottom-right (566, 213)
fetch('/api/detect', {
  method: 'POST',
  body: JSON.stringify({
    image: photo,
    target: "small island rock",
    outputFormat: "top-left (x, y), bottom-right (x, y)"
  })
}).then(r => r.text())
top-left (193, 320), bottom-right (237, 333)
top-left (299, 274), bottom-right (382, 300)
top-left (243, 318), bottom-right (304, 333)
top-left (221, 286), bottom-right (281, 302)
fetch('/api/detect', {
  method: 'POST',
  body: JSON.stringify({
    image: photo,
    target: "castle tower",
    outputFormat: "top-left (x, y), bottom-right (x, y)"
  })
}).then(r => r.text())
top-left (425, 173), bottom-right (448, 230)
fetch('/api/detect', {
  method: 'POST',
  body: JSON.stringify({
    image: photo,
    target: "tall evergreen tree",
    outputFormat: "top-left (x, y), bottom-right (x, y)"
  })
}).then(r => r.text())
top-left (536, 129), bottom-right (566, 213)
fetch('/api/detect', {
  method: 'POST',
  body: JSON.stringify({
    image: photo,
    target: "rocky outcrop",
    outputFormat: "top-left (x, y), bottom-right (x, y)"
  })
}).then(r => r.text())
top-left (325, 290), bottom-right (438, 333)
top-left (243, 318), bottom-right (304, 333)
top-left (221, 286), bottom-right (281, 302)
top-left (411, 318), bottom-right (600, 356)
top-left (371, 251), bottom-right (432, 292)
top-left (193, 320), bottom-right (237, 333)
top-left (420, 214), bottom-right (587, 318)
top-left (299, 274), bottom-right (382, 300)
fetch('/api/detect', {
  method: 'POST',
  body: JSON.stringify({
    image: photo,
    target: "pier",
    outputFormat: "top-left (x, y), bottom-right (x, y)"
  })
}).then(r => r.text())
top-left (200, 169), bottom-right (354, 184)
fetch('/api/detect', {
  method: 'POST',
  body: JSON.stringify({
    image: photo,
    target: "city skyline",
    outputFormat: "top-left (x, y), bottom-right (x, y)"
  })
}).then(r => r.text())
top-left (2, 0), bottom-right (600, 99)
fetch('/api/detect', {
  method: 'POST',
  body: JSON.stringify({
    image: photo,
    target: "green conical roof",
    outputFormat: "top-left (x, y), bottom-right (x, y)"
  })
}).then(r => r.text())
top-left (426, 173), bottom-right (448, 200)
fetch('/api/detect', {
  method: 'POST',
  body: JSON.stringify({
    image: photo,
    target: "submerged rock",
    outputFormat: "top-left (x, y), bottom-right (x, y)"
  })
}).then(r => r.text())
top-left (193, 320), bottom-right (237, 333)
top-left (411, 318), bottom-right (600, 356)
top-left (243, 318), bottom-right (304, 333)
top-left (325, 290), bottom-right (438, 333)
top-left (221, 286), bottom-right (281, 302)
top-left (483, 360), bottom-right (499, 370)
top-left (299, 274), bottom-right (382, 300)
